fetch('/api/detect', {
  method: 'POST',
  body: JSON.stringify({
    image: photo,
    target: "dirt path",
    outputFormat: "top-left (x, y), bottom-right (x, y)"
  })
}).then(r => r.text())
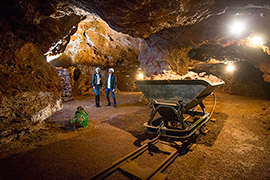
top-left (0, 92), bottom-right (270, 180)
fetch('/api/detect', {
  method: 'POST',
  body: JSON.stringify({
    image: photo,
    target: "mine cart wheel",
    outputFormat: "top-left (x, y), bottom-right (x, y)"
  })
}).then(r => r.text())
top-left (150, 117), bottom-right (168, 127)
top-left (168, 121), bottom-right (188, 130)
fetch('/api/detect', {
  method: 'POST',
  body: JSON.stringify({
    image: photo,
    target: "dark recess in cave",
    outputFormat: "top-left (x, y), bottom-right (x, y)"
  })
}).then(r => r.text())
top-left (73, 68), bottom-right (81, 82)
top-left (191, 61), bottom-right (270, 99)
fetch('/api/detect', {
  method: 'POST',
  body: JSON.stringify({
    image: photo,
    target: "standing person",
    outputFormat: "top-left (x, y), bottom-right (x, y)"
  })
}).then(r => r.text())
top-left (106, 68), bottom-right (117, 108)
top-left (92, 67), bottom-right (102, 107)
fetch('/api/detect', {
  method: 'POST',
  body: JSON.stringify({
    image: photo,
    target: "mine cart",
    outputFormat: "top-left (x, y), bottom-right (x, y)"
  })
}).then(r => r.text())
top-left (135, 79), bottom-right (224, 139)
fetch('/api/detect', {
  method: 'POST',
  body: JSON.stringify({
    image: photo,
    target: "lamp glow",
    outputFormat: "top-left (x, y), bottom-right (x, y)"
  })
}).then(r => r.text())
top-left (226, 63), bottom-right (235, 72)
top-left (250, 36), bottom-right (264, 46)
top-left (229, 20), bottom-right (245, 35)
top-left (137, 73), bottom-right (144, 80)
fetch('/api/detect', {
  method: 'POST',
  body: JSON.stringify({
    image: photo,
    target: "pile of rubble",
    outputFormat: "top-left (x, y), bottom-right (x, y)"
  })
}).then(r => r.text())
top-left (56, 67), bottom-right (73, 102)
top-left (145, 70), bottom-right (222, 84)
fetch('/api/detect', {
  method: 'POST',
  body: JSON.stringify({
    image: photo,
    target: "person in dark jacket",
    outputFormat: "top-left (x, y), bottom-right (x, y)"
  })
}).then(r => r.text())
top-left (92, 67), bottom-right (102, 107)
top-left (106, 68), bottom-right (117, 108)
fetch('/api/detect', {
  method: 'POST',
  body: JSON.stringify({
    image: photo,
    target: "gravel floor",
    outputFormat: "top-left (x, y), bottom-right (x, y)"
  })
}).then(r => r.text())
top-left (0, 91), bottom-right (269, 180)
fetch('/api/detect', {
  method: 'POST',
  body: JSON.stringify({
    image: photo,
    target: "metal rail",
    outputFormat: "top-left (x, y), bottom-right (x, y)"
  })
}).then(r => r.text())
top-left (90, 138), bottom-right (193, 180)
top-left (90, 137), bottom-right (159, 180)
top-left (90, 94), bottom-right (217, 180)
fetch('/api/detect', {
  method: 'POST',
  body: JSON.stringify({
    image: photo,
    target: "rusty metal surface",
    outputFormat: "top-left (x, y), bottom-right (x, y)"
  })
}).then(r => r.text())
top-left (135, 79), bottom-right (224, 110)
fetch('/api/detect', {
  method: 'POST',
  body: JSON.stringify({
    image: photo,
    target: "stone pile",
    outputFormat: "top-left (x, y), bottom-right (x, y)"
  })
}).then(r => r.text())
top-left (56, 68), bottom-right (73, 102)
top-left (145, 70), bottom-right (222, 84)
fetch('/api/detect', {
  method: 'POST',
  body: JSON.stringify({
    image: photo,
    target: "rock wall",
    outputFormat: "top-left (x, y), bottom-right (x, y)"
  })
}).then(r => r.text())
top-left (67, 64), bottom-right (141, 96)
top-left (2, 0), bottom-right (270, 145)
top-left (0, 92), bottom-right (62, 144)
top-left (192, 62), bottom-right (270, 99)
top-left (0, 43), bottom-right (63, 144)
top-left (71, 65), bottom-right (95, 96)
top-left (50, 14), bottom-right (142, 93)
top-left (59, 14), bottom-right (141, 67)
top-left (0, 0), bottom-right (83, 143)
top-left (56, 67), bottom-right (73, 102)
top-left (70, 0), bottom-right (270, 93)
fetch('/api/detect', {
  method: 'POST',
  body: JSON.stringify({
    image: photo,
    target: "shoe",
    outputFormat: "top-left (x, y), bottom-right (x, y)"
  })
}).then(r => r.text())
top-left (97, 105), bottom-right (101, 107)
top-left (107, 104), bottom-right (111, 106)
top-left (114, 105), bottom-right (116, 108)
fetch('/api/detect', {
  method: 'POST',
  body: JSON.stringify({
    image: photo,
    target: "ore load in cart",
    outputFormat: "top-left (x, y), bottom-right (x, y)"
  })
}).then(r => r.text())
top-left (135, 79), bottom-right (224, 139)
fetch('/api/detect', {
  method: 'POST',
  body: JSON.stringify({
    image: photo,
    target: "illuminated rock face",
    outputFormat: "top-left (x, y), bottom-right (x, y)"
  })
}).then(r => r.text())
top-left (51, 14), bottom-right (142, 94)
top-left (1, 0), bottom-right (270, 142)
top-left (73, 0), bottom-right (270, 85)
top-left (62, 15), bottom-right (141, 67)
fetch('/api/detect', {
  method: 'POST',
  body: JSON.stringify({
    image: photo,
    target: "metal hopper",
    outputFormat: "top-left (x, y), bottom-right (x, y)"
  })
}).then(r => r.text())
top-left (135, 79), bottom-right (224, 139)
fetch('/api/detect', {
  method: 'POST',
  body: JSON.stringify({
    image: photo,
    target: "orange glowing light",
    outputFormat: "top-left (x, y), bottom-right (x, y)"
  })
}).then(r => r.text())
top-left (226, 64), bottom-right (235, 72)
top-left (250, 36), bottom-right (264, 46)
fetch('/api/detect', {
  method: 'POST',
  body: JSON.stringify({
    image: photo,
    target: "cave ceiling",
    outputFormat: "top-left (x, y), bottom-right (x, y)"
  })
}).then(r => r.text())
top-left (68, 0), bottom-right (270, 38)
top-left (66, 0), bottom-right (270, 79)
top-left (1, 0), bottom-right (270, 79)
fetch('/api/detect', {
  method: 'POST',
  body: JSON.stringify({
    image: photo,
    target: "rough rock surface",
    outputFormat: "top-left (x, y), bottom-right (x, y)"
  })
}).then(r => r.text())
top-left (56, 67), bottom-right (73, 102)
top-left (139, 11), bottom-right (270, 78)
top-left (0, 92), bottom-right (62, 144)
top-left (71, 66), bottom-right (97, 96)
top-left (69, 0), bottom-right (269, 38)
top-left (63, 15), bottom-right (141, 67)
top-left (1, 0), bottom-right (270, 143)
top-left (0, 43), bottom-right (63, 144)
top-left (70, 0), bottom-right (270, 86)
top-left (188, 38), bottom-right (270, 83)
top-left (192, 62), bottom-right (270, 98)
top-left (50, 14), bottom-right (142, 93)
top-left (0, 0), bottom-right (82, 143)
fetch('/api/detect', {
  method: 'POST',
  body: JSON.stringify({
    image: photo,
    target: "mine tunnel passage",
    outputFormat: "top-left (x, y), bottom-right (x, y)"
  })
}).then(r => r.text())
top-left (1, 1), bottom-right (270, 180)
top-left (188, 43), bottom-right (270, 99)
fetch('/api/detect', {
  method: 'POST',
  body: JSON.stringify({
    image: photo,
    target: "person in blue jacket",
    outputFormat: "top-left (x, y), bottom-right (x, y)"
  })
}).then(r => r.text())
top-left (92, 67), bottom-right (102, 107)
top-left (106, 68), bottom-right (117, 108)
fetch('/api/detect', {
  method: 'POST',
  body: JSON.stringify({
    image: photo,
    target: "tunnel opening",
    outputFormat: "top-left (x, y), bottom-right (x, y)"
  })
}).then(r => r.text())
top-left (73, 67), bottom-right (81, 82)
top-left (188, 42), bottom-right (270, 99)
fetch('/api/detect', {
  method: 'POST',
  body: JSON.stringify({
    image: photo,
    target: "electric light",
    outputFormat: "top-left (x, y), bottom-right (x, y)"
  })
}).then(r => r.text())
top-left (137, 73), bottom-right (144, 80)
top-left (229, 20), bottom-right (245, 35)
top-left (249, 36), bottom-right (264, 46)
top-left (226, 63), bottom-right (235, 72)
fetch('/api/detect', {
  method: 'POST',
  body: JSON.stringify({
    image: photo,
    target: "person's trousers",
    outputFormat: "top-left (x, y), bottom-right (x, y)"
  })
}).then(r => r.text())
top-left (94, 95), bottom-right (100, 107)
top-left (106, 88), bottom-right (116, 105)
top-left (93, 85), bottom-right (101, 106)
top-left (93, 85), bottom-right (101, 95)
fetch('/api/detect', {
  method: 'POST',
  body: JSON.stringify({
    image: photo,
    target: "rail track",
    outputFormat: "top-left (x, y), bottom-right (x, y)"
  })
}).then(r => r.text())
top-left (90, 94), bottom-right (217, 180)
top-left (90, 137), bottom-right (194, 180)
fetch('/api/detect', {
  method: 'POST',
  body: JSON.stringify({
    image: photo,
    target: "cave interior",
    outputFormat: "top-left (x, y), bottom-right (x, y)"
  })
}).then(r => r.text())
top-left (0, 0), bottom-right (270, 179)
